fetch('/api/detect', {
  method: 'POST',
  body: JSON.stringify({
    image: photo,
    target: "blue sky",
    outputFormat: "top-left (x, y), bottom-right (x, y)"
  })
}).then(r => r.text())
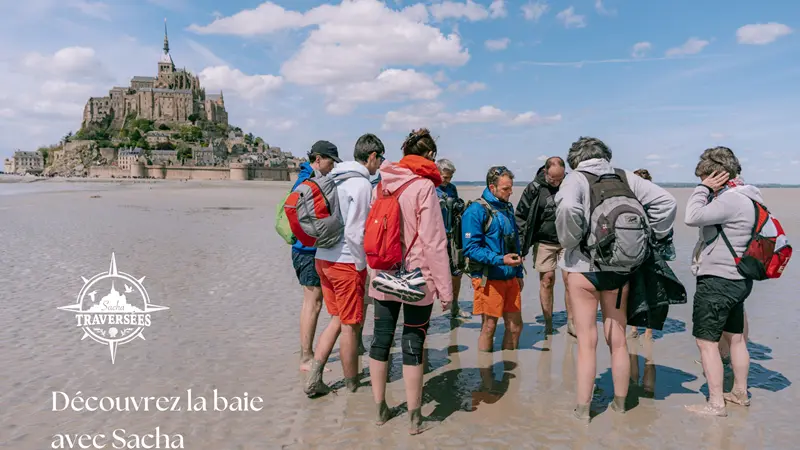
top-left (1, 0), bottom-right (798, 183)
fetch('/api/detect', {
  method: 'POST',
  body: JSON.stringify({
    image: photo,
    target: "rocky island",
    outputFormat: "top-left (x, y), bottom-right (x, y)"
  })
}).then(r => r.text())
top-left (3, 20), bottom-right (303, 181)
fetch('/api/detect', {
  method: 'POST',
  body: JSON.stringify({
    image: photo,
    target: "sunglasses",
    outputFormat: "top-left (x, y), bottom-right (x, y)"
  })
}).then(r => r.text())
top-left (491, 166), bottom-right (510, 176)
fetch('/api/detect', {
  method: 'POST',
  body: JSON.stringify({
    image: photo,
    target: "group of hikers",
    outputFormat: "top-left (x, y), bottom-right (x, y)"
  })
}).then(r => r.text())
top-left (276, 130), bottom-right (791, 433)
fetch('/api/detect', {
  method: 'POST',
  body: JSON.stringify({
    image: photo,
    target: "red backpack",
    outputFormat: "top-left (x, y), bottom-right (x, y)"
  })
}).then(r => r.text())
top-left (364, 178), bottom-right (422, 270)
top-left (717, 200), bottom-right (792, 280)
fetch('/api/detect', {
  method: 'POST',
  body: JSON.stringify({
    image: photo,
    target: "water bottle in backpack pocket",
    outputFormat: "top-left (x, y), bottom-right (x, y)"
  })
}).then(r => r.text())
top-left (580, 169), bottom-right (651, 269)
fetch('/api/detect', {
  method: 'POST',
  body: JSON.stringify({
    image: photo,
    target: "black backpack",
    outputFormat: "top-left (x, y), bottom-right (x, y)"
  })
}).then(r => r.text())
top-left (461, 198), bottom-right (499, 286)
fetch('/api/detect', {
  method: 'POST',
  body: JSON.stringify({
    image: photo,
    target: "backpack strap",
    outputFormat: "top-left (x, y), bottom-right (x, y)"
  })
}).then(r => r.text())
top-left (475, 197), bottom-right (497, 233)
top-left (715, 199), bottom-right (768, 264)
top-left (380, 177), bottom-right (425, 264)
top-left (715, 225), bottom-right (739, 262)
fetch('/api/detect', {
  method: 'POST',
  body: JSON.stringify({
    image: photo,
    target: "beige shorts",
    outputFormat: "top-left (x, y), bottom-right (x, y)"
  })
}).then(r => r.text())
top-left (533, 242), bottom-right (564, 273)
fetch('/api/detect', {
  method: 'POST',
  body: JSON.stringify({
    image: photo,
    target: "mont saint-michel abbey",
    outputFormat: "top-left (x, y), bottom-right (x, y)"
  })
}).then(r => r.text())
top-left (83, 20), bottom-right (228, 128)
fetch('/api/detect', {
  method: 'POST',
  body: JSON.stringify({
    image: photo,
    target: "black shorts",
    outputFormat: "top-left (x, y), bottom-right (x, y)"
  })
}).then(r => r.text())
top-left (692, 275), bottom-right (753, 342)
top-left (582, 272), bottom-right (630, 291)
top-left (292, 251), bottom-right (321, 287)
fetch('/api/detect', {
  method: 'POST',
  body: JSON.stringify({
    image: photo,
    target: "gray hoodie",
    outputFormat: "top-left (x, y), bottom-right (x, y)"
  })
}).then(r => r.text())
top-left (555, 158), bottom-right (677, 273)
top-left (685, 184), bottom-right (763, 280)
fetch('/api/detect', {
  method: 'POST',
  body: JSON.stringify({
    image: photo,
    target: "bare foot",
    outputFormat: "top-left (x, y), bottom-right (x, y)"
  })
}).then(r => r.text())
top-left (724, 389), bottom-right (750, 407)
top-left (300, 362), bottom-right (331, 373)
top-left (685, 402), bottom-right (727, 417)
top-left (375, 400), bottom-right (393, 426)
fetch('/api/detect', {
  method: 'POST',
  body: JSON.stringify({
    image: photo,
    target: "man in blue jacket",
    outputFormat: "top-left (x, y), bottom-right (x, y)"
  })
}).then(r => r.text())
top-left (462, 166), bottom-right (525, 352)
top-left (293, 140), bottom-right (339, 372)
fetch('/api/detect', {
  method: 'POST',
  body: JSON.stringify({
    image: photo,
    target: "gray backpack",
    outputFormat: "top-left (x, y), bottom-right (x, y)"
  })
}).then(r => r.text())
top-left (284, 171), bottom-right (366, 249)
top-left (579, 169), bottom-right (650, 270)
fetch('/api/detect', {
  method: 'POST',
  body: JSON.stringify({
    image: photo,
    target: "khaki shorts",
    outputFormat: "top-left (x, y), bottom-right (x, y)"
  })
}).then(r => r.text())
top-left (533, 242), bottom-right (564, 273)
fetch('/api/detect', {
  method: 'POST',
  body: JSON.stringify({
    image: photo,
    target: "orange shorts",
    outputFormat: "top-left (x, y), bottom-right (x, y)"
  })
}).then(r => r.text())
top-left (315, 260), bottom-right (367, 325)
top-left (472, 278), bottom-right (521, 318)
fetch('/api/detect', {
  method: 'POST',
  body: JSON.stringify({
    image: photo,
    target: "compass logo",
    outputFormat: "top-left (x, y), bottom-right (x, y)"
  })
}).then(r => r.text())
top-left (58, 253), bottom-right (169, 364)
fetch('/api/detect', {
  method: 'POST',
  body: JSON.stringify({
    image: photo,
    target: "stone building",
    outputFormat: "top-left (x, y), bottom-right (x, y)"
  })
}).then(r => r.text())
top-left (82, 20), bottom-right (228, 129)
top-left (117, 148), bottom-right (144, 170)
top-left (5, 151), bottom-right (44, 174)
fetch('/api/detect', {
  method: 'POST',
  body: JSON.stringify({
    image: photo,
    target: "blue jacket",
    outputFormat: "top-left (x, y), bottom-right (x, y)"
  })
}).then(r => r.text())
top-left (462, 188), bottom-right (524, 280)
top-left (291, 162), bottom-right (317, 254)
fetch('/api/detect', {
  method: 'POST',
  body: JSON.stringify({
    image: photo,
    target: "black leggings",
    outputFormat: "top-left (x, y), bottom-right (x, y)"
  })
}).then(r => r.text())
top-left (369, 300), bottom-right (433, 366)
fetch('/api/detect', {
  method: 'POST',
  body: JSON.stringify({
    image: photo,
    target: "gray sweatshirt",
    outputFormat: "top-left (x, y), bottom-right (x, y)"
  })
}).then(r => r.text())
top-left (555, 158), bottom-right (677, 273)
top-left (685, 184), bottom-right (763, 280)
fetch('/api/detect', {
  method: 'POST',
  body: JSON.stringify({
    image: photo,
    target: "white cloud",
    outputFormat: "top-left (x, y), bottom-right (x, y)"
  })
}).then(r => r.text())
top-left (710, 132), bottom-right (726, 139)
top-left (669, 163), bottom-right (681, 169)
top-left (489, 0), bottom-right (507, 18)
top-left (189, 1), bottom-right (470, 113)
top-left (736, 23), bottom-right (793, 45)
top-left (790, 160), bottom-right (799, 165)
top-left (429, 0), bottom-right (490, 22)
top-left (510, 111), bottom-right (562, 126)
top-left (69, 1), bottom-right (111, 21)
top-left (631, 42), bottom-right (652, 58)
top-left (40, 80), bottom-right (95, 100)
top-left (187, 2), bottom-right (306, 34)
top-left (645, 154), bottom-right (662, 160)
top-left (324, 69), bottom-right (441, 115)
top-left (433, 70), bottom-right (449, 83)
top-left (382, 102), bottom-right (561, 130)
top-left (0, 108), bottom-right (16, 119)
top-left (22, 47), bottom-right (108, 80)
top-left (594, 0), bottom-right (615, 16)
top-left (521, 1), bottom-right (549, 21)
top-left (536, 155), bottom-right (548, 161)
top-left (485, 38), bottom-right (510, 51)
top-left (556, 6), bottom-right (586, 29)
top-left (665, 37), bottom-right (710, 57)
top-left (447, 80), bottom-right (487, 93)
top-left (197, 66), bottom-right (283, 99)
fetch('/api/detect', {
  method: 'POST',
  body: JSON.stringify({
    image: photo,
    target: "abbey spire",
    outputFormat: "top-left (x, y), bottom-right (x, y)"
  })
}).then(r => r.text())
top-left (163, 18), bottom-right (170, 55)
top-left (159, 18), bottom-right (174, 66)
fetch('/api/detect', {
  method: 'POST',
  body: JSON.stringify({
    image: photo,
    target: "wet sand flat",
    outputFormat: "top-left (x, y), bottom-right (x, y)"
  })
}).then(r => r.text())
top-left (1, 180), bottom-right (798, 449)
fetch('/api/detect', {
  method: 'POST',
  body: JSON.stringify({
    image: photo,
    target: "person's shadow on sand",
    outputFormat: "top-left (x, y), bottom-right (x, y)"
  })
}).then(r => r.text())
top-left (390, 360), bottom-right (518, 431)
top-left (592, 361), bottom-right (698, 418)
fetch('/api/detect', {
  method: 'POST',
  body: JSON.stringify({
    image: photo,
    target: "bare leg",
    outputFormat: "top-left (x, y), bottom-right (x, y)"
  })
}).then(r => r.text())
top-left (340, 323), bottom-right (360, 390)
top-left (404, 363), bottom-right (424, 434)
top-left (479, 315), bottom-right (498, 352)
top-left (567, 273), bottom-right (600, 414)
top-left (599, 284), bottom-right (630, 412)
top-left (687, 338), bottom-right (727, 416)
top-left (502, 312), bottom-right (523, 350)
top-left (451, 275), bottom-right (470, 317)
top-left (563, 270), bottom-right (575, 336)
top-left (539, 271), bottom-right (556, 332)
top-left (304, 316), bottom-right (342, 396)
top-left (725, 331), bottom-right (750, 406)
top-left (300, 286), bottom-right (323, 371)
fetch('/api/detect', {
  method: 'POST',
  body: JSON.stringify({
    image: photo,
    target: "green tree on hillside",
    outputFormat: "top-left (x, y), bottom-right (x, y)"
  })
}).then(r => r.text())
top-left (176, 144), bottom-right (192, 165)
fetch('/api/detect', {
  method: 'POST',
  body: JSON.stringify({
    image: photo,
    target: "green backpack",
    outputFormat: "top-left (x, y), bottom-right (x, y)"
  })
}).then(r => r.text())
top-left (275, 190), bottom-right (297, 245)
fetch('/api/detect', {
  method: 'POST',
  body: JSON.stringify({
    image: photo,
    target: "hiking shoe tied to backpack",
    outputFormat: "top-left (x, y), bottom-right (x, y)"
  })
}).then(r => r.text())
top-left (372, 268), bottom-right (426, 303)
